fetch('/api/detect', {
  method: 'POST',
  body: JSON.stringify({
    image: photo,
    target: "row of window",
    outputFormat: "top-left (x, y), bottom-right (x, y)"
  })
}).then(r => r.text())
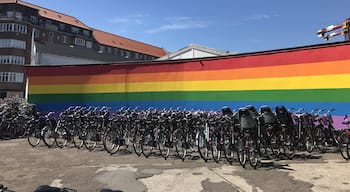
top-left (0, 72), bottom-right (24, 83)
top-left (0, 23), bottom-right (27, 34)
top-left (74, 37), bottom-right (85, 47)
top-left (34, 28), bottom-right (93, 48)
top-left (3, 10), bottom-right (91, 37)
top-left (99, 45), bottom-right (155, 60)
top-left (0, 39), bottom-right (26, 49)
top-left (6, 11), bottom-right (23, 21)
top-left (0, 55), bottom-right (25, 65)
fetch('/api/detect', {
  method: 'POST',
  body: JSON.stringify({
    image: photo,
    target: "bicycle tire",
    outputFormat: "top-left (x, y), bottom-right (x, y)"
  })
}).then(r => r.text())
top-left (237, 138), bottom-right (247, 168)
top-left (282, 132), bottom-right (295, 159)
top-left (211, 134), bottom-right (222, 163)
top-left (158, 131), bottom-right (171, 160)
top-left (197, 130), bottom-right (210, 162)
top-left (83, 129), bottom-right (98, 151)
top-left (315, 127), bottom-right (327, 153)
top-left (55, 126), bottom-right (69, 148)
top-left (141, 130), bottom-right (154, 158)
top-left (305, 128), bottom-right (315, 153)
top-left (270, 134), bottom-right (283, 157)
top-left (102, 129), bottom-right (121, 155)
top-left (27, 128), bottom-right (41, 147)
top-left (72, 129), bottom-right (84, 149)
top-left (132, 129), bottom-right (143, 156)
top-left (339, 131), bottom-right (349, 160)
top-left (248, 140), bottom-right (260, 169)
top-left (174, 129), bottom-right (187, 161)
top-left (42, 126), bottom-right (56, 148)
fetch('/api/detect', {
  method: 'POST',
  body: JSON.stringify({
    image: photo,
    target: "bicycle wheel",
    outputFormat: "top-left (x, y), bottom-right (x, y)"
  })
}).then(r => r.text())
top-left (42, 126), bottom-right (56, 148)
top-left (12, 123), bottom-right (25, 138)
top-left (315, 127), bottom-right (327, 153)
top-left (197, 130), bottom-right (210, 162)
top-left (133, 129), bottom-right (143, 156)
top-left (174, 129), bottom-right (187, 161)
top-left (237, 137), bottom-right (247, 168)
top-left (211, 134), bottom-right (222, 163)
top-left (339, 131), bottom-right (350, 160)
top-left (248, 139), bottom-right (260, 169)
top-left (224, 134), bottom-right (237, 164)
top-left (102, 129), bottom-right (121, 155)
top-left (83, 129), bottom-right (98, 151)
top-left (72, 129), bottom-right (84, 149)
top-left (55, 126), bottom-right (69, 148)
top-left (270, 134), bottom-right (283, 157)
top-left (282, 132), bottom-right (295, 159)
top-left (158, 131), bottom-right (171, 160)
top-left (305, 128), bottom-right (315, 153)
top-left (141, 130), bottom-right (155, 158)
top-left (27, 127), bottom-right (41, 147)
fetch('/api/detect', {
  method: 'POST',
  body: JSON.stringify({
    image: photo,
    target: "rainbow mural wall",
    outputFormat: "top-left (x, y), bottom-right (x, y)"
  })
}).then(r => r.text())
top-left (25, 42), bottom-right (350, 129)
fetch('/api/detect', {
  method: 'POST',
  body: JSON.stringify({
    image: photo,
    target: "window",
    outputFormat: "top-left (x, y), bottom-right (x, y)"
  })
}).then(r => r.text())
top-left (83, 30), bottom-right (90, 37)
top-left (49, 31), bottom-right (54, 37)
top-left (120, 50), bottom-right (124, 57)
top-left (0, 23), bottom-right (27, 34)
top-left (71, 26), bottom-right (79, 34)
top-left (74, 37), bottom-right (85, 46)
top-left (114, 48), bottom-right (119, 55)
top-left (59, 23), bottom-right (65, 31)
top-left (6, 11), bottom-right (14, 18)
top-left (30, 16), bottom-right (38, 24)
top-left (0, 55), bottom-right (25, 65)
top-left (135, 53), bottom-right (139, 59)
top-left (107, 47), bottom-right (112, 54)
top-left (126, 51), bottom-right (130, 58)
top-left (33, 28), bottom-right (40, 39)
top-left (15, 12), bottom-right (22, 20)
top-left (61, 35), bottom-right (68, 44)
top-left (86, 41), bottom-right (92, 48)
top-left (0, 72), bottom-right (24, 83)
top-left (0, 39), bottom-right (26, 49)
top-left (99, 45), bottom-right (105, 53)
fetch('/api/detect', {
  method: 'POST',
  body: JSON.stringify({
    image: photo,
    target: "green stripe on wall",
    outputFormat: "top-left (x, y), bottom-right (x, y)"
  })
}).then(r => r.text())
top-left (28, 89), bottom-right (350, 103)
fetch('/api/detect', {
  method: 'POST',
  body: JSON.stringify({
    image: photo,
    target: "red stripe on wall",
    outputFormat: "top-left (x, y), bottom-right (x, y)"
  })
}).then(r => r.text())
top-left (26, 43), bottom-right (350, 77)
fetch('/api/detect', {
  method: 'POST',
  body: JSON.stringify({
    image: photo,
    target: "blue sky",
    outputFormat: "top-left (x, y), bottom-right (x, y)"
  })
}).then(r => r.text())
top-left (24, 0), bottom-right (350, 53)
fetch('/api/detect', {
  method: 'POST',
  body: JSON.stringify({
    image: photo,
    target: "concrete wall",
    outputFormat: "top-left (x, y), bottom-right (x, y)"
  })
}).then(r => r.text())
top-left (25, 42), bottom-right (350, 129)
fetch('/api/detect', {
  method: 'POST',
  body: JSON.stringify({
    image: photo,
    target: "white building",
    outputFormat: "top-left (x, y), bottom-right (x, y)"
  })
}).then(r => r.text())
top-left (157, 44), bottom-right (236, 60)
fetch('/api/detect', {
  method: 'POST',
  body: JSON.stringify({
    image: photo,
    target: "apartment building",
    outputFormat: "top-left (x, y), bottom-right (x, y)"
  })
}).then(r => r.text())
top-left (0, 0), bottom-right (167, 98)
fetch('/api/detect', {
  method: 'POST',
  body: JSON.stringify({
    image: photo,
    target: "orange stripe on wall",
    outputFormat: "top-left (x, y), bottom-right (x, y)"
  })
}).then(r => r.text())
top-left (28, 59), bottom-right (350, 85)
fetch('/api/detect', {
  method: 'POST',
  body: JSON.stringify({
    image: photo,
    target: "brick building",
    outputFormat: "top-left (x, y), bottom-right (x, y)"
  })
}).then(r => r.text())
top-left (0, 0), bottom-right (167, 98)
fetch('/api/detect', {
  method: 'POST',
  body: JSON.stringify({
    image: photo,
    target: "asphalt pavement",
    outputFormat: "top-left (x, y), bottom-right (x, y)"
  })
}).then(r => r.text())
top-left (0, 139), bottom-right (349, 192)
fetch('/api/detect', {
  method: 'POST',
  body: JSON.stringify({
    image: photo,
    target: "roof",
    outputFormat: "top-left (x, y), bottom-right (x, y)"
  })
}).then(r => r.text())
top-left (34, 42), bottom-right (124, 63)
top-left (93, 29), bottom-right (167, 57)
top-left (157, 44), bottom-right (235, 60)
top-left (1, 0), bottom-right (90, 29)
top-left (26, 41), bottom-right (350, 68)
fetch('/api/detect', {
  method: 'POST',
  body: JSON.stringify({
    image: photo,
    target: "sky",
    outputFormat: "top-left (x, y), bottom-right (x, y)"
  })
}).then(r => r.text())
top-left (23, 0), bottom-right (350, 53)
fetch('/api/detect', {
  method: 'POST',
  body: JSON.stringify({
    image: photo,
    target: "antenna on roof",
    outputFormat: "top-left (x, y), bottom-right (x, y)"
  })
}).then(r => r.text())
top-left (317, 18), bottom-right (350, 41)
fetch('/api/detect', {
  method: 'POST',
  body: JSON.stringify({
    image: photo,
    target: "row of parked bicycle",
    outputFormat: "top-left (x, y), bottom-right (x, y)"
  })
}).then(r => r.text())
top-left (0, 98), bottom-right (37, 140)
top-left (24, 104), bottom-right (350, 169)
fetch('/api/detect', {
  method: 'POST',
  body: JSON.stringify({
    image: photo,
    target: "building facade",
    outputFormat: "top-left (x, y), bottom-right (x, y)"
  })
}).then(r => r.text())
top-left (0, 0), bottom-right (166, 98)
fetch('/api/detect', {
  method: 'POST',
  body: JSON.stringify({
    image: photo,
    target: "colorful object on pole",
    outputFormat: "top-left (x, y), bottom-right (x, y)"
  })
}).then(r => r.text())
top-left (317, 18), bottom-right (350, 41)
